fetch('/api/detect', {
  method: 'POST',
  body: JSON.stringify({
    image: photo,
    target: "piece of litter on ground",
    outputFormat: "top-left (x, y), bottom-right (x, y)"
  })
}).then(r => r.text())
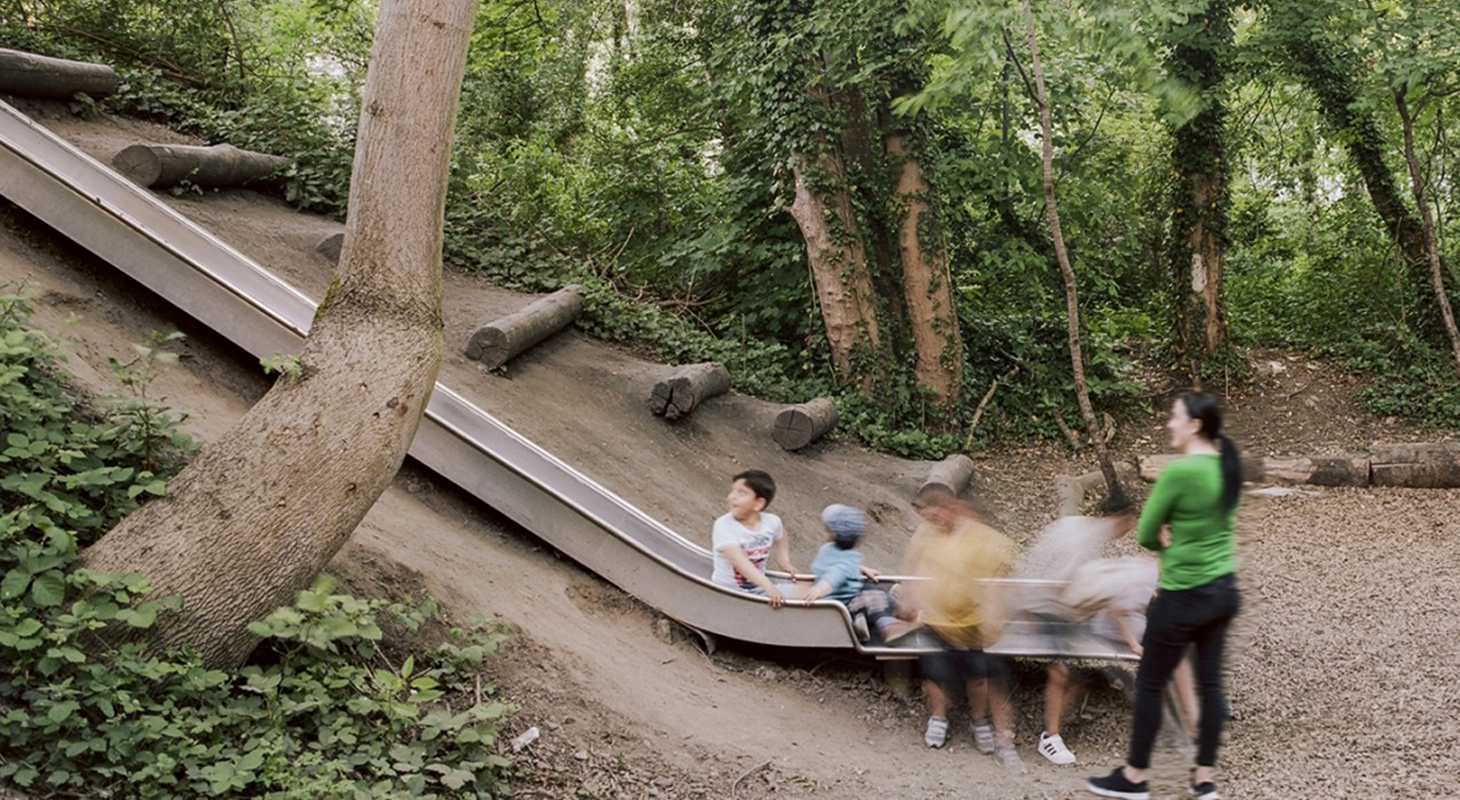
top-left (511, 726), bottom-right (540, 752)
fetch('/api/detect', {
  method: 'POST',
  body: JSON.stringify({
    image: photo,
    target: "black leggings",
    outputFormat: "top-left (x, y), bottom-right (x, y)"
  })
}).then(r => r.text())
top-left (1128, 572), bottom-right (1240, 769)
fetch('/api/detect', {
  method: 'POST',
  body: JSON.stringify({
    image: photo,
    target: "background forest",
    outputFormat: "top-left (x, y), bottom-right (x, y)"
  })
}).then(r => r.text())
top-left (4, 0), bottom-right (1459, 454)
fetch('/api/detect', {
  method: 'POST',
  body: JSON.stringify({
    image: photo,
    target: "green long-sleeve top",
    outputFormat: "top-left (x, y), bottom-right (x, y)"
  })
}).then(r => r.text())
top-left (1137, 453), bottom-right (1237, 590)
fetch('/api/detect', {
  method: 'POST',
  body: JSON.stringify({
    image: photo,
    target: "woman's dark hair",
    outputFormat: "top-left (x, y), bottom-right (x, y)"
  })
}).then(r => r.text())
top-left (1178, 391), bottom-right (1241, 512)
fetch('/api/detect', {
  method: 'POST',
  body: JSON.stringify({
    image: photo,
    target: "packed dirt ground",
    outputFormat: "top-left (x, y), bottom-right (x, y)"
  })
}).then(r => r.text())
top-left (2, 97), bottom-right (1458, 798)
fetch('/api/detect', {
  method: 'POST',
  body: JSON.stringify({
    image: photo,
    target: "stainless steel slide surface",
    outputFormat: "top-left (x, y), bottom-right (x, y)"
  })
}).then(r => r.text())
top-left (0, 99), bottom-right (1134, 663)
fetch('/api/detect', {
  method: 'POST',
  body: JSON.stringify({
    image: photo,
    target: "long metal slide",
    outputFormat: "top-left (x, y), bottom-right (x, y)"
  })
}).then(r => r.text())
top-left (0, 99), bottom-right (1134, 663)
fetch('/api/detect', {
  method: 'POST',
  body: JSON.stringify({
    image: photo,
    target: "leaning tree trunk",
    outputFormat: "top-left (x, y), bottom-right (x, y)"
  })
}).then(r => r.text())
top-left (1167, 0), bottom-right (1233, 367)
top-left (1394, 88), bottom-right (1460, 378)
top-left (1023, 3), bottom-right (1122, 497)
top-left (789, 149), bottom-right (881, 381)
top-left (81, 0), bottom-right (479, 667)
top-left (887, 132), bottom-right (963, 408)
top-left (1270, 3), bottom-right (1442, 323)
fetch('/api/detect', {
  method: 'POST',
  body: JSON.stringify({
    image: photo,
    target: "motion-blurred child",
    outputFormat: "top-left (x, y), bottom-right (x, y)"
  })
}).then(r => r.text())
top-left (797, 504), bottom-right (910, 643)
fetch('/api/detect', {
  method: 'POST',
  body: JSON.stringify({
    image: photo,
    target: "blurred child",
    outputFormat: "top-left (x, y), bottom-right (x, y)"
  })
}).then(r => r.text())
top-left (710, 469), bottom-right (797, 607)
top-left (798, 504), bottom-right (909, 643)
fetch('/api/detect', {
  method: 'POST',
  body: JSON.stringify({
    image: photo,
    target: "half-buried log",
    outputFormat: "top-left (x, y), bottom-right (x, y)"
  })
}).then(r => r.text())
top-left (112, 143), bottom-right (292, 189)
top-left (649, 362), bottom-right (730, 420)
top-left (1262, 455), bottom-right (1370, 487)
top-left (1137, 453), bottom-right (1264, 484)
top-left (0, 49), bottom-right (119, 99)
top-left (1369, 442), bottom-right (1460, 488)
top-left (316, 232), bottom-right (345, 264)
top-left (919, 453), bottom-right (975, 498)
top-left (772, 398), bottom-right (837, 451)
top-left (465, 285), bottom-right (584, 368)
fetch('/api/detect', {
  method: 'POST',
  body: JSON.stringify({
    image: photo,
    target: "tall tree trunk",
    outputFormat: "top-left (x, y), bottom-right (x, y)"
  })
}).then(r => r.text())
top-left (841, 87), bottom-right (907, 352)
top-left (788, 148), bottom-right (882, 381)
top-left (1167, 0), bottom-right (1233, 368)
top-left (82, 0), bottom-right (478, 667)
top-left (887, 132), bottom-right (962, 407)
top-left (1394, 88), bottom-right (1460, 377)
top-left (1022, 3), bottom-right (1122, 497)
top-left (1270, 2), bottom-right (1442, 323)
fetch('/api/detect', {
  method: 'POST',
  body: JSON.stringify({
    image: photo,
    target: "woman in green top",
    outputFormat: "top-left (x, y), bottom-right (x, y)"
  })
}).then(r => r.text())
top-left (1088, 392), bottom-right (1241, 800)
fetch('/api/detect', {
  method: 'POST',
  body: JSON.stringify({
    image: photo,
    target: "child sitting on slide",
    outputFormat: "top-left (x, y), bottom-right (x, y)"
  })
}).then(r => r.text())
top-left (710, 469), bottom-right (797, 606)
top-left (797, 504), bottom-right (910, 643)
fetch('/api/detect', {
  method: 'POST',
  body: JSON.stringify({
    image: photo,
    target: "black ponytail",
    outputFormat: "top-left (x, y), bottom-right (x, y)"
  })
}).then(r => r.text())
top-left (1216, 432), bottom-right (1241, 513)
top-left (1178, 391), bottom-right (1241, 513)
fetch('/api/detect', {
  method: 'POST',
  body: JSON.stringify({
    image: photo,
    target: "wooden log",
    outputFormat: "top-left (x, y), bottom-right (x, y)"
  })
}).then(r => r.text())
top-left (1369, 442), bottom-right (1460, 488)
top-left (772, 398), bottom-right (837, 451)
top-left (465, 285), bottom-right (584, 368)
top-left (649, 362), bottom-right (730, 420)
top-left (1137, 453), bottom-right (1263, 484)
top-left (112, 143), bottom-right (292, 189)
top-left (1261, 455), bottom-right (1370, 487)
top-left (919, 453), bottom-right (975, 497)
top-left (1054, 462), bottom-right (1139, 517)
top-left (0, 49), bottom-right (119, 99)
top-left (316, 232), bottom-right (344, 264)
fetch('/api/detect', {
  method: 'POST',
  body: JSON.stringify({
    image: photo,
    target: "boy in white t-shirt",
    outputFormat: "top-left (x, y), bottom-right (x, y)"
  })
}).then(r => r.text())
top-left (710, 469), bottom-right (797, 607)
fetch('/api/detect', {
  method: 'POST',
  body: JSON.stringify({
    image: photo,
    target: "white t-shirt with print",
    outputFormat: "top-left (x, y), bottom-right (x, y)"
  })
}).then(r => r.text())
top-left (710, 511), bottom-right (785, 591)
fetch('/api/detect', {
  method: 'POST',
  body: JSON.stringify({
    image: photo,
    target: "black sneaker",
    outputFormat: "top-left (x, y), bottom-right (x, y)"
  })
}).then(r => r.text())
top-left (1086, 767), bottom-right (1150, 800)
top-left (1189, 769), bottom-right (1219, 800)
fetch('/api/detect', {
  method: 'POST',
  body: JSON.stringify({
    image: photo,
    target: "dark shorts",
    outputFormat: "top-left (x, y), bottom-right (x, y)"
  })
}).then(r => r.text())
top-left (918, 631), bottom-right (1008, 686)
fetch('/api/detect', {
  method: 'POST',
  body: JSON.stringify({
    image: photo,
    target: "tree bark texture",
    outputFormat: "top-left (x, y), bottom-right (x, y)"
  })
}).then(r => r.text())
top-left (1261, 455), bottom-right (1369, 487)
top-left (1023, 6), bottom-right (1122, 498)
top-left (0, 48), bottom-right (119, 98)
top-left (772, 397), bottom-right (838, 451)
top-left (464, 284), bottom-right (584, 368)
top-left (1166, 0), bottom-right (1233, 363)
top-left (789, 152), bottom-right (881, 381)
top-left (81, 0), bottom-right (479, 667)
top-left (919, 453), bottom-right (975, 498)
top-left (112, 143), bottom-right (292, 189)
top-left (1394, 89), bottom-right (1460, 379)
top-left (887, 132), bottom-right (963, 407)
top-left (649, 362), bottom-right (730, 420)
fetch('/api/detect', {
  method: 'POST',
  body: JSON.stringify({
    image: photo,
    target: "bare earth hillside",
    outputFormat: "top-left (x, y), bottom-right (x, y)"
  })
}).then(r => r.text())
top-left (2, 98), bottom-right (1457, 799)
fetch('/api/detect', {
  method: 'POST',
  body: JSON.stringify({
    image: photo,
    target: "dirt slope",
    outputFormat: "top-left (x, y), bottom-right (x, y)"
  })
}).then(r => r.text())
top-left (3, 98), bottom-right (1459, 799)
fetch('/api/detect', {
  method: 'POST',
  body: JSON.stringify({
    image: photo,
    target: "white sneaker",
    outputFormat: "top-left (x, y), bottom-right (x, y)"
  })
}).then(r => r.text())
top-left (1037, 732), bottom-right (1076, 765)
top-left (995, 742), bottom-right (1025, 774)
top-left (924, 716), bottom-right (948, 748)
top-left (971, 719), bottom-right (995, 754)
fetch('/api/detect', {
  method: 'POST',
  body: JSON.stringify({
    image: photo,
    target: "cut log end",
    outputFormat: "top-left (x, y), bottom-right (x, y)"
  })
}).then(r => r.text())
top-left (919, 453), bottom-right (975, 498)
top-left (772, 398), bottom-right (837, 451)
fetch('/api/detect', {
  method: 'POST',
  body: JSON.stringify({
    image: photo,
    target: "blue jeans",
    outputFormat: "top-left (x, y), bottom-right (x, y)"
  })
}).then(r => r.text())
top-left (1128, 572), bottom-right (1240, 769)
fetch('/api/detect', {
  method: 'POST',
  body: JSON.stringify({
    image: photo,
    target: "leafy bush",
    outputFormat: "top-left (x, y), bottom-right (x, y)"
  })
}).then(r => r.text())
top-left (0, 292), bottom-right (514, 798)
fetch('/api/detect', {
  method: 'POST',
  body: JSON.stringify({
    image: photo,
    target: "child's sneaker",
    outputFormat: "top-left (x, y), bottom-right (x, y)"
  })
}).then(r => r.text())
top-left (1189, 769), bottom-right (1219, 800)
top-left (852, 614), bottom-right (871, 643)
top-left (971, 718), bottom-right (996, 754)
top-left (924, 716), bottom-right (948, 748)
top-left (1037, 732), bottom-right (1076, 765)
top-left (1085, 767), bottom-right (1150, 800)
top-left (994, 742), bottom-right (1025, 774)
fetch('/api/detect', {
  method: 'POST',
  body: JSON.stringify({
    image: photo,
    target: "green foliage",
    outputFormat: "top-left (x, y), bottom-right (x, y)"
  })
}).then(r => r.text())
top-left (0, 294), bottom-right (514, 798)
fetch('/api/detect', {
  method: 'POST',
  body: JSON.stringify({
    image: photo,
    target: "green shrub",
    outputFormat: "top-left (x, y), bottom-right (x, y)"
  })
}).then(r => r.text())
top-left (0, 292), bottom-right (513, 798)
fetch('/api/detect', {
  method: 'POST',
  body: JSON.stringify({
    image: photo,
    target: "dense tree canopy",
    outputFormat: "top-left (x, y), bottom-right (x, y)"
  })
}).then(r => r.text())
top-left (4, 0), bottom-right (1459, 445)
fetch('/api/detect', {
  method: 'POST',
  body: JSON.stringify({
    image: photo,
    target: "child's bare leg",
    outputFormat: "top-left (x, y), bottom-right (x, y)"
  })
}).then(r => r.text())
top-left (1044, 662), bottom-right (1069, 735)
top-left (967, 676), bottom-right (989, 720)
top-left (1174, 655), bottom-right (1199, 740)
top-left (924, 680), bottom-right (950, 719)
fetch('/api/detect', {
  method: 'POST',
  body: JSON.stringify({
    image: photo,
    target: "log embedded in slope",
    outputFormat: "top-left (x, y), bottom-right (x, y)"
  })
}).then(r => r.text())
top-left (0, 49), bottom-right (119, 99)
top-left (465, 284), bottom-right (584, 369)
top-left (918, 453), bottom-right (974, 498)
top-left (772, 398), bottom-right (837, 451)
top-left (112, 143), bottom-right (292, 189)
top-left (649, 362), bottom-right (730, 420)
